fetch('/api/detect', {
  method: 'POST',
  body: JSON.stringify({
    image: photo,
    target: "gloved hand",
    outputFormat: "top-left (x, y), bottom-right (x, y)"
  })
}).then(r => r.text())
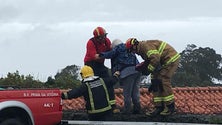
top-left (135, 61), bottom-right (150, 75)
top-left (135, 61), bottom-right (146, 71)
top-left (149, 79), bottom-right (163, 92)
top-left (152, 63), bottom-right (162, 75)
top-left (61, 92), bottom-right (68, 99)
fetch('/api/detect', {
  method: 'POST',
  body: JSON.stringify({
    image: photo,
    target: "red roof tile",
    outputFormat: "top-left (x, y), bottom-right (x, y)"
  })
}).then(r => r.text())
top-left (61, 87), bottom-right (222, 114)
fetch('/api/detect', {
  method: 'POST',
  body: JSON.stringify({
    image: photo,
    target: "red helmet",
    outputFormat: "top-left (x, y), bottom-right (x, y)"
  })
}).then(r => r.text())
top-left (93, 27), bottom-right (107, 37)
top-left (125, 38), bottom-right (138, 49)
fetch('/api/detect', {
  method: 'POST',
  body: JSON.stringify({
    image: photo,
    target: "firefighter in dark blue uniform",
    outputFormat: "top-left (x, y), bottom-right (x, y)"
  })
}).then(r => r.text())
top-left (61, 65), bottom-right (119, 121)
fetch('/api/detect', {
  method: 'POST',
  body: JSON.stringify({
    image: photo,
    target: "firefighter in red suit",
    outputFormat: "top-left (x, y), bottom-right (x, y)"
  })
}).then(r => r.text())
top-left (84, 26), bottom-right (111, 77)
top-left (84, 26), bottom-right (119, 113)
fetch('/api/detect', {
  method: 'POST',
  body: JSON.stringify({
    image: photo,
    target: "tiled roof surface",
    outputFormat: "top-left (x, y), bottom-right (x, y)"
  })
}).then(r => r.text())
top-left (61, 87), bottom-right (222, 114)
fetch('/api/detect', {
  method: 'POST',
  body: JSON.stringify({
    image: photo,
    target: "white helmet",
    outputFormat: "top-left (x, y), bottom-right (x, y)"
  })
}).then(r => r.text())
top-left (111, 39), bottom-right (122, 48)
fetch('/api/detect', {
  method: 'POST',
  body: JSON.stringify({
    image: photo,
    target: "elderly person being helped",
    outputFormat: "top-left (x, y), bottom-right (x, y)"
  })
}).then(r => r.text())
top-left (97, 39), bottom-right (142, 115)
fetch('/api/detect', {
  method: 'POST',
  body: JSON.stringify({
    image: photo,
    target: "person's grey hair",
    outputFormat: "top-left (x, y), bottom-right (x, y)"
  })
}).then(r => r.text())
top-left (111, 39), bottom-right (122, 48)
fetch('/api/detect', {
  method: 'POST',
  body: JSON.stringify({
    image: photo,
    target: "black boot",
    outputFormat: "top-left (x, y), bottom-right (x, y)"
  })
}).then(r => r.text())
top-left (160, 103), bottom-right (175, 116)
top-left (145, 106), bottom-right (164, 116)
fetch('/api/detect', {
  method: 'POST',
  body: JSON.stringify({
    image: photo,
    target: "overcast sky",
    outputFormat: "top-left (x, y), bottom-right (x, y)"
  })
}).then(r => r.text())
top-left (0, 0), bottom-right (222, 81)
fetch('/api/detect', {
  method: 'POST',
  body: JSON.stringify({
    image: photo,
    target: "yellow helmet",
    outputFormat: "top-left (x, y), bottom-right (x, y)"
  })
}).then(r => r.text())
top-left (80, 65), bottom-right (94, 78)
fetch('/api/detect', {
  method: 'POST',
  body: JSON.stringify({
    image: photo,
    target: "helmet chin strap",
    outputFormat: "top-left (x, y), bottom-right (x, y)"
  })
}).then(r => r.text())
top-left (135, 45), bottom-right (138, 52)
top-left (95, 37), bottom-right (106, 44)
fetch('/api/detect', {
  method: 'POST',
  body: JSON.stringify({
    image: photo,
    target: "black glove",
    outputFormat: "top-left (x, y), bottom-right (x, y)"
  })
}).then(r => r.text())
top-left (135, 61), bottom-right (145, 71)
top-left (149, 79), bottom-right (163, 92)
top-left (152, 63), bottom-right (162, 75)
top-left (135, 60), bottom-right (150, 75)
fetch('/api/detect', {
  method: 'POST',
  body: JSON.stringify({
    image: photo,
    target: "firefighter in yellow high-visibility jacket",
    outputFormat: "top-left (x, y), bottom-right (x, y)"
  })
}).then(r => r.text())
top-left (125, 38), bottom-right (180, 116)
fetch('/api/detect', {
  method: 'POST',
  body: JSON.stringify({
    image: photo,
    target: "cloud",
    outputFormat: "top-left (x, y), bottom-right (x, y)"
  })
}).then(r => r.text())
top-left (1, 0), bottom-right (222, 23)
top-left (0, 3), bottom-right (20, 22)
top-left (0, 0), bottom-right (222, 81)
top-left (1, 18), bottom-right (222, 80)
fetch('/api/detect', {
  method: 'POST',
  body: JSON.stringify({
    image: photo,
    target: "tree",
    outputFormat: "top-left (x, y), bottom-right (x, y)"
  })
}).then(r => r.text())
top-left (0, 71), bottom-right (43, 88)
top-left (52, 65), bottom-right (81, 89)
top-left (173, 44), bottom-right (222, 86)
top-left (55, 65), bottom-right (81, 80)
top-left (45, 76), bottom-right (56, 87)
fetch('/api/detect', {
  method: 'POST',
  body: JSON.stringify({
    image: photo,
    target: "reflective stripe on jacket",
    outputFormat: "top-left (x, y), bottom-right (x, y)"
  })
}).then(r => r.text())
top-left (86, 78), bottom-right (112, 114)
top-left (137, 40), bottom-right (180, 72)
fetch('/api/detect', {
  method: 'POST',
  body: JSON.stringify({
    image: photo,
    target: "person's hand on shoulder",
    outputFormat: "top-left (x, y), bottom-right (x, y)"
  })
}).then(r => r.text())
top-left (94, 54), bottom-right (100, 60)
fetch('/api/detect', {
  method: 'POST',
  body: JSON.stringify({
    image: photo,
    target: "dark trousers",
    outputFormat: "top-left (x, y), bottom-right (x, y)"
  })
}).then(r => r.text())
top-left (85, 61), bottom-right (110, 78)
top-left (120, 72), bottom-right (141, 113)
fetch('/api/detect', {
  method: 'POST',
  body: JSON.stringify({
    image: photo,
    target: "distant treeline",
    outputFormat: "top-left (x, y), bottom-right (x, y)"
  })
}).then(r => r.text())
top-left (0, 44), bottom-right (221, 89)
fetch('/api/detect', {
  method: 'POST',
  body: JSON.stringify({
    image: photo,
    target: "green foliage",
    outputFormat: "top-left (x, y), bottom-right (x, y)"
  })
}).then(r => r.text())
top-left (45, 65), bottom-right (81, 89)
top-left (0, 71), bottom-right (43, 88)
top-left (172, 72), bottom-right (213, 87)
top-left (55, 65), bottom-right (80, 80)
top-left (1, 45), bottom-right (221, 88)
top-left (173, 44), bottom-right (222, 86)
top-left (0, 65), bottom-right (82, 89)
